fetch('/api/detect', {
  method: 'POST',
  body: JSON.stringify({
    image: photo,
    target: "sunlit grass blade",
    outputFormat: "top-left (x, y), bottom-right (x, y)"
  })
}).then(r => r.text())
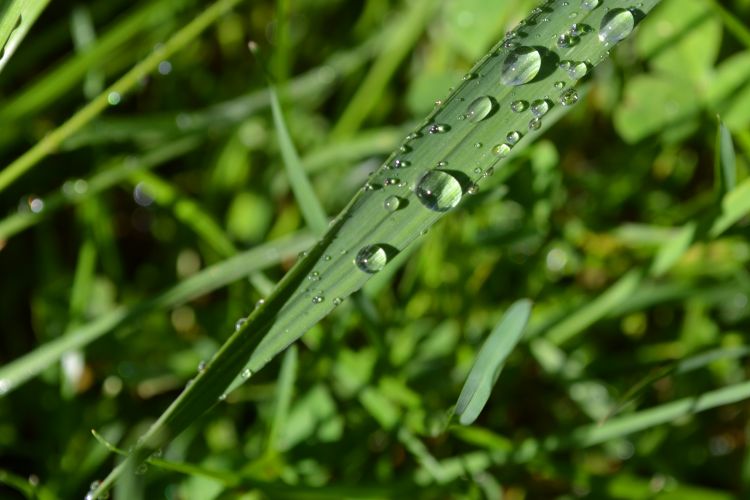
top-left (715, 118), bottom-right (737, 197)
top-left (709, 178), bottom-right (750, 237)
top-left (0, 232), bottom-right (313, 394)
top-left (0, 0), bottom-right (246, 193)
top-left (455, 299), bottom-right (532, 425)
top-left (650, 222), bottom-right (696, 277)
top-left (268, 83), bottom-right (328, 236)
top-left (0, 0), bottom-right (50, 74)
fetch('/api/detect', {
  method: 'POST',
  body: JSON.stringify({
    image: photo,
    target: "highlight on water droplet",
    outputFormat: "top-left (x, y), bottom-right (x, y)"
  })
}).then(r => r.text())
top-left (500, 46), bottom-right (541, 86)
top-left (333, 297), bottom-right (343, 306)
top-left (492, 144), bottom-right (511, 158)
top-left (466, 96), bottom-right (495, 123)
top-left (235, 317), bottom-right (247, 331)
top-left (530, 99), bottom-right (550, 117)
top-left (506, 131), bottom-right (522, 145)
top-left (528, 117), bottom-right (542, 131)
top-left (554, 81), bottom-right (566, 89)
top-left (428, 123), bottom-right (449, 134)
top-left (599, 8), bottom-right (635, 45)
top-left (241, 368), bottom-right (252, 379)
top-left (559, 88), bottom-right (579, 106)
top-left (511, 100), bottom-right (528, 113)
top-left (354, 244), bottom-right (389, 273)
top-left (582, 0), bottom-right (599, 11)
top-left (414, 170), bottom-right (463, 212)
top-left (312, 295), bottom-right (324, 304)
top-left (566, 61), bottom-right (588, 80)
top-left (384, 195), bottom-right (401, 212)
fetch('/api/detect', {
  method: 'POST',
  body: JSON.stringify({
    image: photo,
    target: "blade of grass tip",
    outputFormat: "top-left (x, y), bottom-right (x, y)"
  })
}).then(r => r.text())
top-left (709, 178), bottom-right (750, 237)
top-left (717, 118), bottom-right (737, 195)
top-left (0, 136), bottom-right (201, 241)
top-left (265, 345), bottom-right (297, 454)
top-left (649, 222), bottom-right (696, 278)
top-left (253, 42), bottom-right (328, 237)
top-left (330, 0), bottom-right (439, 140)
top-left (0, 0), bottom-right (246, 193)
top-left (455, 299), bottom-right (532, 425)
top-left (90, 2), bottom-right (663, 495)
top-left (0, 231), bottom-right (314, 394)
top-left (0, 0), bottom-right (51, 75)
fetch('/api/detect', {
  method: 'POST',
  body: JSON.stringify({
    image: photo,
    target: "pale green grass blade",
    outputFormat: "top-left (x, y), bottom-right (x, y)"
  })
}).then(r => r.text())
top-left (455, 299), bottom-right (532, 425)
top-left (716, 118), bottom-right (737, 195)
top-left (709, 177), bottom-right (750, 237)
top-left (0, 0), bottom-right (50, 74)
top-left (89, 2), bottom-right (662, 495)
top-left (0, 232), bottom-right (313, 395)
top-left (265, 345), bottom-right (298, 454)
top-left (269, 85), bottom-right (329, 236)
top-left (330, 0), bottom-right (439, 139)
top-left (650, 222), bottom-right (696, 277)
top-left (0, 136), bottom-right (201, 241)
top-left (545, 270), bottom-right (643, 345)
top-left (0, 0), bottom-right (246, 193)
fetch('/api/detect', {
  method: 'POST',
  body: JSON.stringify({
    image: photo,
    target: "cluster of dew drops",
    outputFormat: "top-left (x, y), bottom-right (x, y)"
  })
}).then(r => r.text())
top-left (231, 0), bottom-right (641, 318)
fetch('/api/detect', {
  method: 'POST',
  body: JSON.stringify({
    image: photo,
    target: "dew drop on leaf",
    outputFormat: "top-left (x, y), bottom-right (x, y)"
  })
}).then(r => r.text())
top-left (506, 131), bottom-right (522, 145)
top-left (234, 317), bottom-right (247, 331)
top-left (354, 244), bottom-right (389, 273)
top-left (500, 46), bottom-right (541, 86)
top-left (559, 88), bottom-right (579, 106)
top-left (466, 96), bottom-right (494, 123)
top-left (492, 144), bottom-right (511, 158)
top-left (312, 295), bottom-right (324, 304)
top-left (384, 195), bottom-right (401, 212)
top-left (581, 0), bottom-right (599, 10)
top-left (567, 61), bottom-right (588, 80)
top-left (414, 170), bottom-right (463, 212)
top-left (511, 100), bottom-right (528, 113)
top-left (530, 99), bottom-right (550, 117)
top-left (599, 8), bottom-right (635, 44)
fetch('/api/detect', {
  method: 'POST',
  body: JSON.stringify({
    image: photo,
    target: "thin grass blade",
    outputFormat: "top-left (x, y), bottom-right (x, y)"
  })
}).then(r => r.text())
top-left (0, 0), bottom-right (50, 74)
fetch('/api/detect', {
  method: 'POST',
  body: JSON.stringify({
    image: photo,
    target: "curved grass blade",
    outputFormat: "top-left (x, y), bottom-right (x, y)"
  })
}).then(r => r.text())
top-left (455, 299), bottom-right (532, 425)
top-left (650, 222), bottom-right (696, 277)
top-left (715, 118), bottom-right (737, 197)
top-left (90, 1), bottom-right (662, 496)
top-left (0, 0), bottom-right (246, 193)
top-left (0, 0), bottom-right (50, 74)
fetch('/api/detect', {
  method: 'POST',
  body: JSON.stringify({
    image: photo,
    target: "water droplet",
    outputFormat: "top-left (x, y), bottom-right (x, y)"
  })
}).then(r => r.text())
top-left (570, 23), bottom-right (590, 37)
top-left (463, 72), bottom-right (477, 81)
top-left (312, 295), bottom-right (324, 304)
top-left (28, 197), bottom-right (44, 213)
top-left (218, 393), bottom-right (227, 401)
top-left (529, 118), bottom-right (542, 130)
top-left (308, 271), bottom-right (320, 281)
top-left (241, 368), bottom-right (252, 379)
top-left (467, 184), bottom-right (479, 195)
top-left (559, 88), bottom-right (579, 106)
top-left (566, 61), bottom-right (588, 80)
top-left (511, 100), bottom-right (528, 113)
top-left (255, 298), bottom-right (265, 309)
top-left (324, 254), bottom-right (332, 261)
top-left (500, 46), bottom-right (541, 86)
top-left (107, 92), bottom-right (121, 106)
top-left (235, 317), bottom-right (247, 331)
top-left (466, 96), bottom-right (494, 123)
top-left (474, 167), bottom-right (483, 174)
top-left (437, 160), bottom-right (448, 167)
top-left (474, 142), bottom-right (483, 148)
top-left (554, 81), bottom-right (566, 89)
top-left (506, 131), bottom-right (522, 145)
top-left (333, 297), bottom-right (343, 306)
top-left (354, 244), bottom-right (388, 273)
top-left (530, 99), bottom-right (550, 117)
top-left (428, 123), bottom-right (449, 134)
top-left (384, 177), bottom-right (400, 186)
top-left (582, 0), bottom-right (599, 10)
top-left (599, 8), bottom-right (635, 44)
top-left (557, 33), bottom-right (578, 48)
top-left (392, 158), bottom-right (410, 168)
top-left (135, 464), bottom-right (148, 475)
top-left (414, 170), bottom-right (463, 212)
top-left (492, 144), bottom-right (511, 158)
top-left (197, 360), bottom-right (207, 372)
top-left (384, 195), bottom-right (401, 212)
top-left (434, 99), bottom-right (443, 107)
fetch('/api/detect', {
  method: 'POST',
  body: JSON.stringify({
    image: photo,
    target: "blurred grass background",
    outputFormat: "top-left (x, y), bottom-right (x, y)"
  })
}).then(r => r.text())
top-left (1, 0), bottom-right (750, 498)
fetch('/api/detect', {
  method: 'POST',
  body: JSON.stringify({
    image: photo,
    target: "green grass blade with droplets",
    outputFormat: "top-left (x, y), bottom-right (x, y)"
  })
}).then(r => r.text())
top-left (88, 1), bottom-right (662, 496)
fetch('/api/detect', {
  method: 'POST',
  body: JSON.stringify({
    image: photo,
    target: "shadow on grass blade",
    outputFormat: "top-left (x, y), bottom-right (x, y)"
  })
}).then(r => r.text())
top-left (455, 299), bottom-right (532, 425)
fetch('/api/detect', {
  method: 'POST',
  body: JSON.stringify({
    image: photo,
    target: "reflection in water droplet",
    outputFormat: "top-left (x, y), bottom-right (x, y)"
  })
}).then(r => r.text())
top-left (557, 33), bottom-right (578, 48)
top-left (235, 317), bottom-right (247, 331)
top-left (582, 0), bottom-right (599, 10)
top-left (415, 170), bottom-right (463, 212)
top-left (492, 144), bottom-right (511, 158)
top-left (355, 244), bottom-right (388, 273)
top-left (384, 195), bottom-right (401, 212)
top-left (333, 297), bottom-right (343, 306)
top-left (567, 61), bottom-right (588, 80)
top-left (308, 271), bottom-right (320, 281)
top-left (559, 88), bottom-right (579, 106)
top-left (241, 368), bottom-right (252, 379)
top-left (554, 81), bottom-right (566, 89)
top-left (529, 117), bottom-right (542, 131)
top-left (530, 99), bottom-right (550, 117)
top-left (312, 295), bottom-right (324, 304)
top-left (511, 100), bottom-right (528, 113)
top-left (500, 46), bottom-right (541, 86)
top-left (506, 131), bottom-right (522, 145)
top-left (599, 8), bottom-right (635, 44)
top-left (466, 96), bottom-right (494, 123)
top-left (428, 124), bottom-right (449, 134)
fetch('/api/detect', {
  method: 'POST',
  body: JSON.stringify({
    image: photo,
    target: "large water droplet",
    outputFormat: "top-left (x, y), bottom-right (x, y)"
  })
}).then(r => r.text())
top-left (384, 195), bottom-right (401, 212)
top-left (355, 244), bottom-right (388, 273)
top-left (599, 8), bottom-right (635, 44)
top-left (530, 99), bottom-right (550, 117)
top-left (582, 0), bottom-right (599, 10)
top-left (500, 46), bottom-right (541, 86)
top-left (559, 88), bottom-right (579, 106)
top-left (466, 96), bottom-right (494, 123)
top-left (415, 170), bottom-right (463, 212)
top-left (566, 61), bottom-right (588, 80)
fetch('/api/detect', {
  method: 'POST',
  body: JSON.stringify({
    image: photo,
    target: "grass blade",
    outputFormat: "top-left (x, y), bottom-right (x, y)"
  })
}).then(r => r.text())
top-left (715, 118), bottom-right (737, 197)
top-left (709, 178), bottom-right (750, 237)
top-left (0, 0), bottom-right (50, 74)
top-left (650, 222), bottom-right (696, 277)
top-left (455, 299), bottom-right (532, 425)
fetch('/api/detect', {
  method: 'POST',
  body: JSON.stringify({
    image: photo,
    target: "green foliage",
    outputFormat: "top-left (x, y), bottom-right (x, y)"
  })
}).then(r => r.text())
top-left (1, 0), bottom-right (750, 498)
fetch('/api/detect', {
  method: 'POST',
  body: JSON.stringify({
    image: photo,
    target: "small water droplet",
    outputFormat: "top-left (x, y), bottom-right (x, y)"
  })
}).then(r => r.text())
top-left (312, 295), bottom-right (324, 304)
top-left (308, 271), bottom-right (320, 281)
top-left (197, 360), bottom-right (207, 372)
top-left (500, 46), bottom-right (542, 86)
top-left (559, 88), bottom-right (579, 106)
top-left (566, 61), bottom-right (588, 80)
top-left (392, 158), bottom-right (410, 168)
top-left (235, 317), bottom-right (247, 331)
top-left (582, 0), bottom-right (599, 10)
top-left (474, 167), bottom-right (483, 174)
top-left (428, 123), bottom-right (449, 134)
top-left (492, 144), bottom-right (511, 158)
top-left (570, 23), bottom-right (590, 37)
top-left (557, 33), bottom-right (578, 48)
top-left (467, 184), bottom-right (479, 195)
top-left (466, 95), bottom-right (494, 123)
top-left (241, 368), bottom-right (252, 379)
top-left (333, 297), bottom-right (343, 306)
top-left (324, 254), bottom-right (332, 261)
top-left (415, 170), bottom-right (463, 212)
top-left (255, 298), bottom-right (265, 309)
top-left (599, 8), bottom-right (635, 44)
top-left (506, 131), bottom-right (522, 145)
top-left (554, 81), bottom-right (566, 89)
top-left (384, 177), bottom-right (400, 186)
top-left (474, 142), bottom-right (483, 148)
top-left (135, 464), bottom-right (148, 475)
top-left (511, 100), bottom-right (528, 113)
top-left (354, 244), bottom-right (388, 273)
top-left (384, 195), bottom-right (401, 212)
top-left (218, 393), bottom-right (227, 401)
top-left (107, 92), bottom-right (121, 106)
top-left (530, 99), bottom-right (550, 117)
top-left (528, 117), bottom-right (542, 130)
